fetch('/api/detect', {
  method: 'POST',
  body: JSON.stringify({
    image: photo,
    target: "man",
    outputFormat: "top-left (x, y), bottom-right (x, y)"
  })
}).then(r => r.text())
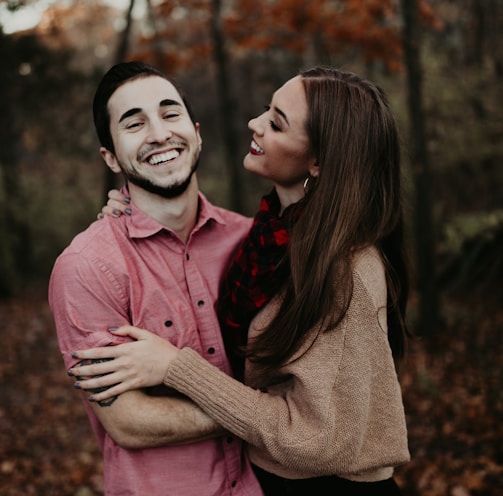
top-left (49, 62), bottom-right (262, 496)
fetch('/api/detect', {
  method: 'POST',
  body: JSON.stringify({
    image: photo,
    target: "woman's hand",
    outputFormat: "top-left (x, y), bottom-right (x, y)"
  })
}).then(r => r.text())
top-left (69, 326), bottom-right (180, 402)
top-left (97, 189), bottom-right (132, 220)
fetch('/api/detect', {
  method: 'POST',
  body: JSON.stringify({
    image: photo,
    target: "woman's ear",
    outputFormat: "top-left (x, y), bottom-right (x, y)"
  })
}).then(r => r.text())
top-left (100, 147), bottom-right (122, 174)
top-left (308, 161), bottom-right (320, 178)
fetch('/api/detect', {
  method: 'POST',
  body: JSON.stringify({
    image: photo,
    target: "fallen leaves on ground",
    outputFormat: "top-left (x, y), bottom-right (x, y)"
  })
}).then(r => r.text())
top-left (0, 287), bottom-right (501, 495)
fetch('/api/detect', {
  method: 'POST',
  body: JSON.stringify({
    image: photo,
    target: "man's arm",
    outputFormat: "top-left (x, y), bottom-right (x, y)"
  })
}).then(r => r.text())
top-left (75, 357), bottom-right (225, 448)
top-left (50, 253), bottom-right (225, 449)
top-left (84, 384), bottom-right (226, 449)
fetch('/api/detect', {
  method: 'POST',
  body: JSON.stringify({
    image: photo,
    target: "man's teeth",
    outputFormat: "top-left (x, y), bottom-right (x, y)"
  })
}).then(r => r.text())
top-left (148, 150), bottom-right (180, 165)
top-left (251, 141), bottom-right (264, 154)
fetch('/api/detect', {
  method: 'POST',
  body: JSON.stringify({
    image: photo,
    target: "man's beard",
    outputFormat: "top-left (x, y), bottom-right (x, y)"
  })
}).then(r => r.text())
top-left (123, 158), bottom-right (199, 199)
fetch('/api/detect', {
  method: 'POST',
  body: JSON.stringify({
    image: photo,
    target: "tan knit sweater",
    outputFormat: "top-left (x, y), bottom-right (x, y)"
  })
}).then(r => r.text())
top-left (163, 246), bottom-right (410, 482)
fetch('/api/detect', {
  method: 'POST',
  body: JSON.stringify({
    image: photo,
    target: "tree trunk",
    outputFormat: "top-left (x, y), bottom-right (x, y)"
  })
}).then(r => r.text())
top-left (210, 0), bottom-right (243, 213)
top-left (0, 134), bottom-right (27, 298)
top-left (0, 32), bottom-right (33, 297)
top-left (102, 0), bottom-right (136, 204)
top-left (400, 0), bottom-right (440, 336)
top-left (145, 0), bottom-right (165, 69)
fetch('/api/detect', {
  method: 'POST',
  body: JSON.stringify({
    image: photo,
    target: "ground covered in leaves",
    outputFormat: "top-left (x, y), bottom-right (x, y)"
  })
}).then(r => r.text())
top-left (1, 287), bottom-right (501, 495)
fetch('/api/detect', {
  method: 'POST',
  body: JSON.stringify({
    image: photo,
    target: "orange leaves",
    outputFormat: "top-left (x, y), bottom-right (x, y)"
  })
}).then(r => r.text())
top-left (418, 0), bottom-right (444, 31)
top-left (134, 0), bottom-right (213, 71)
top-left (133, 0), bottom-right (444, 76)
top-left (222, 0), bottom-right (406, 71)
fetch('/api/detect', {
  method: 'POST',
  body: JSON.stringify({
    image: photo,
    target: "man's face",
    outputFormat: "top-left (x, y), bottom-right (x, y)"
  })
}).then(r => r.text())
top-left (102, 75), bottom-right (202, 198)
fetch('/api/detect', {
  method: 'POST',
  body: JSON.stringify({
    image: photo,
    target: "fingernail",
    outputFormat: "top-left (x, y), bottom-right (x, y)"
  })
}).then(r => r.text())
top-left (124, 197), bottom-right (131, 204)
top-left (88, 396), bottom-right (95, 402)
top-left (125, 208), bottom-right (132, 215)
top-left (67, 369), bottom-right (74, 376)
top-left (74, 382), bottom-right (81, 389)
top-left (71, 352), bottom-right (78, 359)
top-left (108, 326), bottom-right (119, 332)
top-left (112, 209), bottom-right (120, 216)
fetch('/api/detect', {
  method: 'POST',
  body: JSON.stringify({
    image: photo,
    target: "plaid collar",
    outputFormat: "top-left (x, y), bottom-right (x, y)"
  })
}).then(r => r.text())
top-left (217, 188), bottom-right (304, 379)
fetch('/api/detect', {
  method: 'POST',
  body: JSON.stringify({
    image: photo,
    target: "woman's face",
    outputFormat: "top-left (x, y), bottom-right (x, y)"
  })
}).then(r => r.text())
top-left (244, 76), bottom-right (318, 194)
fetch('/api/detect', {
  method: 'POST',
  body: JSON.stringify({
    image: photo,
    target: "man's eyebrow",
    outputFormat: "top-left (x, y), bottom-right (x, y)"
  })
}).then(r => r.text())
top-left (160, 99), bottom-right (183, 109)
top-left (118, 107), bottom-right (141, 123)
top-left (274, 105), bottom-right (289, 126)
top-left (118, 100), bottom-right (182, 124)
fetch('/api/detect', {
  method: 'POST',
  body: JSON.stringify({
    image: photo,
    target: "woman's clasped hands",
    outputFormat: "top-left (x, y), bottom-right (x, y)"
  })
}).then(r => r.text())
top-left (68, 326), bottom-right (180, 402)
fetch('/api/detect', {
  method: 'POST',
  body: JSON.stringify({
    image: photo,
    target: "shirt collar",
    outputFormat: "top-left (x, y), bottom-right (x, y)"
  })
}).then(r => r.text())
top-left (124, 189), bottom-right (227, 240)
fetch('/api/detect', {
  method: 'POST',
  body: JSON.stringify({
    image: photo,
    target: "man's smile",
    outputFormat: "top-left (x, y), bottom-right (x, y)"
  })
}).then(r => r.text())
top-left (148, 149), bottom-right (181, 165)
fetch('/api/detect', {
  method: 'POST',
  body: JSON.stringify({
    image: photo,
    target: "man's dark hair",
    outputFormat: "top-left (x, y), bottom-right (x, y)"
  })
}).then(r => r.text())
top-left (93, 61), bottom-right (197, 153)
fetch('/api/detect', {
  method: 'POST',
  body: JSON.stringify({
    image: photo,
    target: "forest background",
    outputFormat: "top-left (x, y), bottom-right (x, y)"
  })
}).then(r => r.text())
top-left (0, 0), bottom-right (501, 495)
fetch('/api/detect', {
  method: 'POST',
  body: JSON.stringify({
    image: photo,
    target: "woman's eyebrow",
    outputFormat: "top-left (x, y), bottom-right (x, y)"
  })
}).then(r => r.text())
top-left (273, 105), bottom-right (289, 126)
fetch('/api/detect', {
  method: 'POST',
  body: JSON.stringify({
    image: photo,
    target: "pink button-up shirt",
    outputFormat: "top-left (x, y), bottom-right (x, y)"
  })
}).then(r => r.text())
top-left (49, 193), bottom-right (262, 496)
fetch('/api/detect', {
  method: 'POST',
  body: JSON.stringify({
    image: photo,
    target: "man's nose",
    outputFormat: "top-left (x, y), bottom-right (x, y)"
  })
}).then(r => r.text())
top-left (147, 118), bottom-right (172, 143)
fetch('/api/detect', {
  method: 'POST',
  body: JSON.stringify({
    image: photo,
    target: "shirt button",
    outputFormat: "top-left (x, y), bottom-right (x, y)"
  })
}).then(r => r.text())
top-left (186, 253), bottom-right (190, 260)
top-left (197, 300), bottom-right (205, 307)
top-left (231, 481), bottom-right (237, 488)
top-left (226, 436), bottom-right (233, 443)
top-left (208, 347), bottom-right (215, 354)
top-left (164, 320), bottom-right (173, 327)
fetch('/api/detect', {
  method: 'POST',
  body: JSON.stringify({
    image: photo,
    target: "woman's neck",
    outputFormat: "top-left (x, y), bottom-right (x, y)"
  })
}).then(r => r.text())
top-left (274, 183), bottom-right (305, 216)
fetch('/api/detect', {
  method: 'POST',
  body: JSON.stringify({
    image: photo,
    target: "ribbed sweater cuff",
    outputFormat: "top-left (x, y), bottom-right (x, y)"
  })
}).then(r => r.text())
top-left (163, 348), bottom-right (259, 441)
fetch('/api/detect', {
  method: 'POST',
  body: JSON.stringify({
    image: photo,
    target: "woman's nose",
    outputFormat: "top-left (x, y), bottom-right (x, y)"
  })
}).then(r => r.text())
top-left (248, 115), bottom-right (263, 135)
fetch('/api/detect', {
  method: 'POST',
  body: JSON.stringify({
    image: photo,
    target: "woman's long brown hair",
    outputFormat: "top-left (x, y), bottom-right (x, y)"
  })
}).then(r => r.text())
top-left (246, 67), bottom-right (409, 375)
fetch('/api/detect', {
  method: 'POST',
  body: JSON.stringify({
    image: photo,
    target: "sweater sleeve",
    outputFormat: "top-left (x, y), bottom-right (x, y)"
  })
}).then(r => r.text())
top-left (163, 249), bottom-right (409, 477)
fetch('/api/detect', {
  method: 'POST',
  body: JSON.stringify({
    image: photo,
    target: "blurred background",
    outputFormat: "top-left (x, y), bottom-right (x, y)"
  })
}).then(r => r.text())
top-left (0, 0), bottom-right (501, 494)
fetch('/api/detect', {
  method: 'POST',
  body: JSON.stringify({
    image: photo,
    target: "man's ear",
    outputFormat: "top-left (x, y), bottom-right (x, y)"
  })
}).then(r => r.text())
top-left (100, 147), bottom-right (121, 174)
top-left (195, 122), bottom-right (202, 150)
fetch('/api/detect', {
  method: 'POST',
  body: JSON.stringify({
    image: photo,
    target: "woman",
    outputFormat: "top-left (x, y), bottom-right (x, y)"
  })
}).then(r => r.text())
top-left (70, 67), bottom-right (410, 494)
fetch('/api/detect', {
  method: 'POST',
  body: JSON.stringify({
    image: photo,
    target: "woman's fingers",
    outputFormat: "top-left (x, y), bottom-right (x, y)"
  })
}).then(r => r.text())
top-left (75, 367), bottom-right (140, 390)
top-left (110, 325), bottom-right (153, 340)
top-left (71, 359), bottom-right (142, 402)
top-left (70, 326), bottom-right (175, 393)
top-left (74, 373), bottom-right (130, 403)
top-left (71, 344), bottom-right (121, 362)
top-left (70, 326), bottom-right (145, 362)
top-left (108, 189), bottom-right (128, 203)
top-left (88, 384), bottom-right (126, 403)
top-left (107, 190), bottom-right (131, 216)
top-left (69, 357), bottom-right (118, 378)
top-left (97, 190), bottom-right (131, 219)
top-left (74, 371), bottom-right (121, 390)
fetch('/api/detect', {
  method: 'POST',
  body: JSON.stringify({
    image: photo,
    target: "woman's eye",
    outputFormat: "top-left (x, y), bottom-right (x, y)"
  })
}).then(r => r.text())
top-left (269, 120), bottom-right (281, 131)
top-left (264, 105), bottom-right (280, 131)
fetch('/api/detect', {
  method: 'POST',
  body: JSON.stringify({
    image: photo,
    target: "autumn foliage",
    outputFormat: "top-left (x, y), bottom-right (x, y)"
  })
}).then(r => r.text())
top-left (134, 0), bottom-right (441, 73)
top-left (1, 0), bottom-right (501, 493)
top-left (1, 288), bottom-right (502, 495)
